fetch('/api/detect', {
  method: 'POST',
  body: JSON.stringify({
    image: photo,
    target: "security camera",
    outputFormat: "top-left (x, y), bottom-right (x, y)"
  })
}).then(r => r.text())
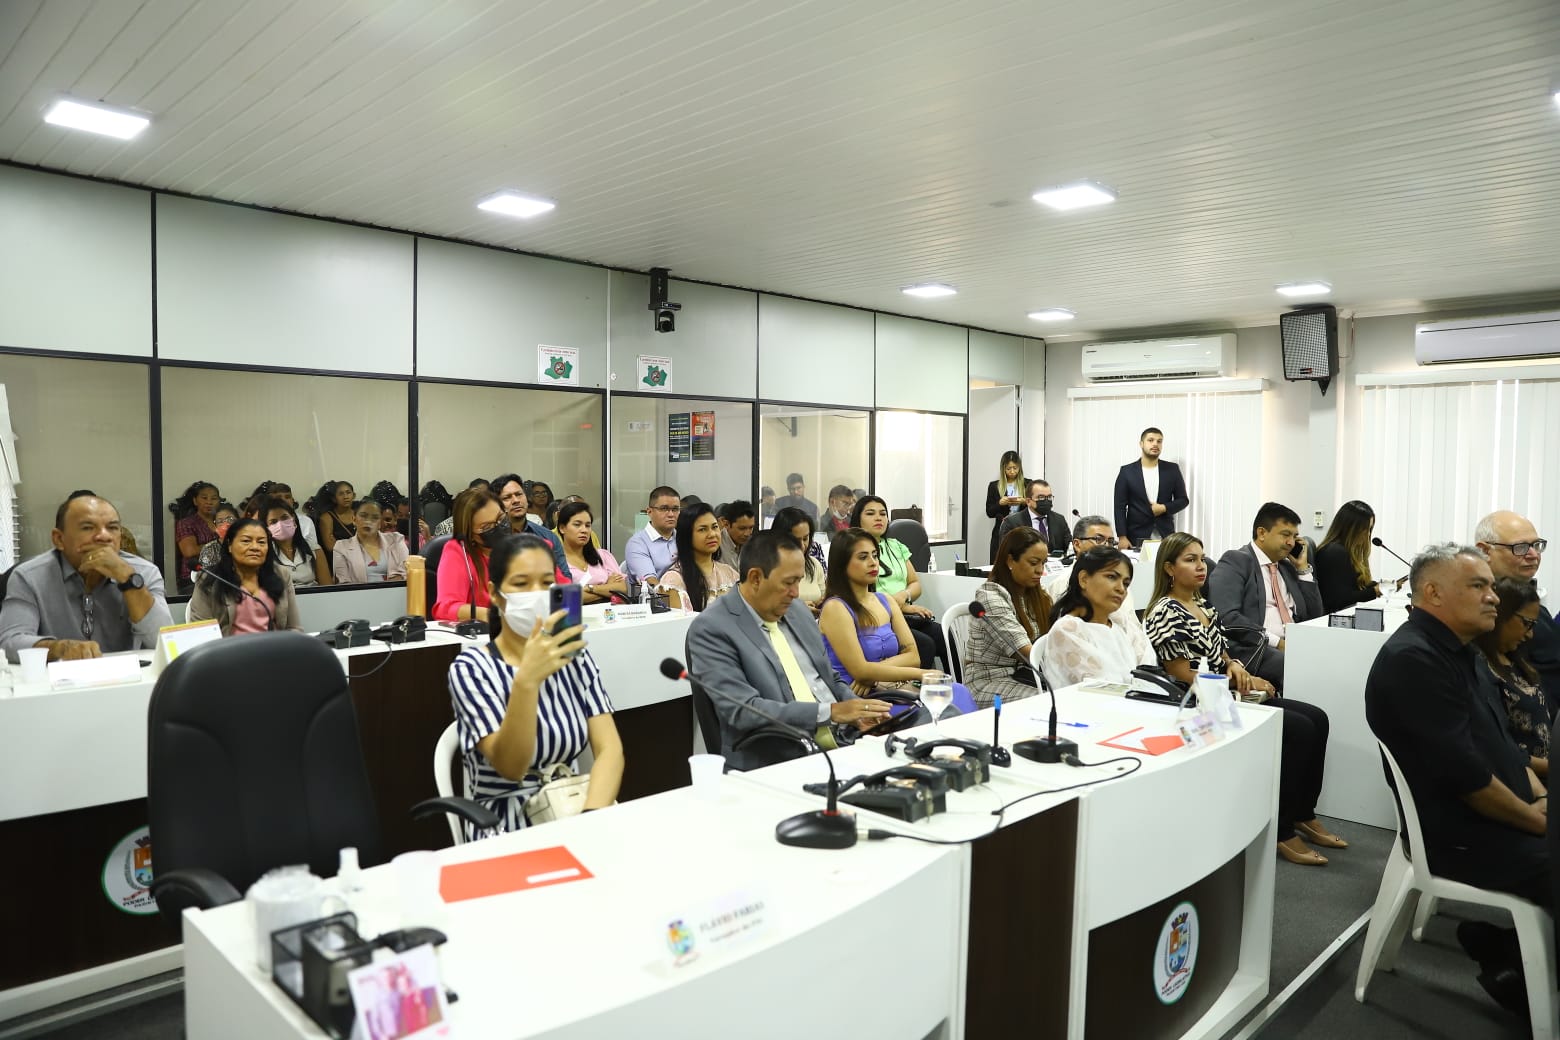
top-left (648, 267), bottom-right (681, 334)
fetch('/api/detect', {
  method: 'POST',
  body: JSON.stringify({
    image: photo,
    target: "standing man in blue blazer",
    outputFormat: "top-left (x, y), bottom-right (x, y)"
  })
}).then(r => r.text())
top-left (1113, 427), bottom-right (1189, 548)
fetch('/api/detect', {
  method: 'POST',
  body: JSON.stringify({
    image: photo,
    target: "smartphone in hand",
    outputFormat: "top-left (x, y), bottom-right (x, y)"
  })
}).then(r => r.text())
top-left (550, 583), bottom-right (584, 651)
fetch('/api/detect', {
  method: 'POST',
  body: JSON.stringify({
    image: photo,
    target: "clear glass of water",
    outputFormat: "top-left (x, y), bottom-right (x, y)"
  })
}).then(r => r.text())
top-left (921, 671), bottom-right (953, 732)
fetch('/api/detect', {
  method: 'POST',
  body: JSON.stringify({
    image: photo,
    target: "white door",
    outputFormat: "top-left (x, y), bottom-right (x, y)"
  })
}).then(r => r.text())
top-left (967, 385), bottom-right (1018, 566)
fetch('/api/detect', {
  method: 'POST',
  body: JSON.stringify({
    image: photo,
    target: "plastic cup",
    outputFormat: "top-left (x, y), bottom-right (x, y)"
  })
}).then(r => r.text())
top-left (17, 648), bottom-right (49, 685)
top-left (688, 754), bottom-right (725, 798)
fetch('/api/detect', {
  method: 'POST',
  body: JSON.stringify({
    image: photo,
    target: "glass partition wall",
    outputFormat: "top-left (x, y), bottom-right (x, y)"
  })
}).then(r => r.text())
top-left (608, 396), bottom-right (754, 552)
top-left (874, 410), bottom-right (966, 543)
top-left (758, 404), bottom-right (871, 527)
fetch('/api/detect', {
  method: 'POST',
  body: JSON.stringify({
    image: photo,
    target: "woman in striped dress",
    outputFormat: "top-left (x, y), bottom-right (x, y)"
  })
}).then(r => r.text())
top-left (447, 533), bottom-right (623, 838)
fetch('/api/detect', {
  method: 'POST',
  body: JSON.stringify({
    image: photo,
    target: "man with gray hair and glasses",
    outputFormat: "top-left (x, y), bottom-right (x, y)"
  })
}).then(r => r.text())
top-left (1476, 510), bottom-right (1560, 714)
top-left (1365, 542), bottom-right (1550, 1014)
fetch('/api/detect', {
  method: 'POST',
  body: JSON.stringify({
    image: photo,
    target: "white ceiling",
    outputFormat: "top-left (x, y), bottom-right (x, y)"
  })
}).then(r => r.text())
top-left (2, 0), bottom-right (1559, 340)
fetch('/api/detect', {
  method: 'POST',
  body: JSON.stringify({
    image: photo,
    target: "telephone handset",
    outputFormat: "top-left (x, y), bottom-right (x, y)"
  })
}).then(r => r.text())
top-left (1126, 664), bottom-right (1195, 707)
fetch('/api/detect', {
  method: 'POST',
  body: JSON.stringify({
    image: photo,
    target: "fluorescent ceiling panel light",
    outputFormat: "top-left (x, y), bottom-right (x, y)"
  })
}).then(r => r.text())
top-left (1031, 181), bottom-right (1117, 211)
top-left (1028, 308), bottom-right (1076, 322)
top-left (1553, 89), bottom-right (1560, 109)
top-left (477, 191), bottom-right (557, 219)
top-left (1276, 282), bottom-right (1332, 298)
top-left (901, 283), bottom-right (957, 298)
top-left (43, 98), bottom-right (149, 140)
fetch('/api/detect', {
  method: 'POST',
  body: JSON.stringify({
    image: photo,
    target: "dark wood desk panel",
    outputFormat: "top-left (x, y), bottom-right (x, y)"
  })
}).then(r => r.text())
top-left (966, 798), bottom-right (1079, 1039)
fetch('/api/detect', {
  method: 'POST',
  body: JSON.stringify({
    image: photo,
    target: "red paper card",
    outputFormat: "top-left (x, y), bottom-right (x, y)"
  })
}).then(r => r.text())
top-left (439, 846), bottom-right (593, 903)
top-left (1098, 726), bottom-right (1186, 756)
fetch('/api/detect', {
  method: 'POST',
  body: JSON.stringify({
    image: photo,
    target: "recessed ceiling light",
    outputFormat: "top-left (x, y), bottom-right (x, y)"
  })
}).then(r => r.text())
top-left (477, 191), bottom-right (557, 219)
top-left (1276, 282), bottom-right (1332, 298)
top-left (901, 283), bottom-right (957, 298)
top-left (1028, 308), bottom-right (1076, 322)
top-left (1553, 89), bottom-right (1560, 109)
top-left (1031, 181), bottom-right (1117, 211)
top-left (43, 98), bottom-right (149, 140)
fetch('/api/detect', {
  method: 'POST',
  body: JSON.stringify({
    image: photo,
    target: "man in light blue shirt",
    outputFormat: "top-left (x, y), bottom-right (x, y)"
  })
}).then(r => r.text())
top-left (623, 486), bottom-right (680, 588)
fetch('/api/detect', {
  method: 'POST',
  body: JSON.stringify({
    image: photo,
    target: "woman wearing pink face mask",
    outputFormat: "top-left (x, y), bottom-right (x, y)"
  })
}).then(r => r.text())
top-left (255, 495), bottom-right (332, 587)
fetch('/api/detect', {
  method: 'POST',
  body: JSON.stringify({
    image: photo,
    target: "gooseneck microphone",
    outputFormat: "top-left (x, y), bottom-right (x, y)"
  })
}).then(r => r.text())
top-left (1371, 536), bottom-right (1412, 570)
top-left (1013, 635), bottom-right (1077, 765)
top-left (659, 657), bottom-right (856, 849)
top-left (192, 565), bottom-right (275, 629)
top-left (966, 601), bottom-right (1011, 767)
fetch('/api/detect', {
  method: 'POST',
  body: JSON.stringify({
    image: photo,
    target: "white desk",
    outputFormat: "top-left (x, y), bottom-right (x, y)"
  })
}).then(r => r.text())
top-left (183, 785), bottom-right (966, 1040)
top-left (733, 688), bottom-right (1280, 1040)
top-left (1284, 600), bottom-right (1410, 830)
top-left (918, 572), bottom-right (985, 620)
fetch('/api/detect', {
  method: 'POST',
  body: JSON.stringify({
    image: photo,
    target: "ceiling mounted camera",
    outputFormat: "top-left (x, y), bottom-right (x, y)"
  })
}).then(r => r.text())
top-left (648, 267), bottom-right (681, 334)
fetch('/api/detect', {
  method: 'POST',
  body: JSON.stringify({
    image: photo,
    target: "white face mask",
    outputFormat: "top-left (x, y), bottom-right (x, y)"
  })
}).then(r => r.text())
top-left (498, 589), bottom-right (550, 635)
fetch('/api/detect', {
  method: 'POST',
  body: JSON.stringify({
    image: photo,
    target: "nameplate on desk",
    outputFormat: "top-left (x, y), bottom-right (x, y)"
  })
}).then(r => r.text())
top-left (1327, 613), bottom-right (1355, 629)
top-left (48, 654), bottom-right (142, 690)
top-left (661, 888), bottom-right (772, 969)
top-left (152, 619), bottom-right (222, 674)
top-left (600, 604), bottom-right (651, 623)
top-left (1354, 607), bottom-right (1385, 632)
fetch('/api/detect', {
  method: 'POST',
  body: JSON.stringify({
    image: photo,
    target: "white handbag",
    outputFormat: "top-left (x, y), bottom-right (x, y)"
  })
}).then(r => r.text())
top-left (523, 763), bottom-right (592, 825)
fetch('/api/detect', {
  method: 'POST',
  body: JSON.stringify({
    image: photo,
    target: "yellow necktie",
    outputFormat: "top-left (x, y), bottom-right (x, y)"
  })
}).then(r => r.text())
top-left (763, 620), bottom-right (837, 750)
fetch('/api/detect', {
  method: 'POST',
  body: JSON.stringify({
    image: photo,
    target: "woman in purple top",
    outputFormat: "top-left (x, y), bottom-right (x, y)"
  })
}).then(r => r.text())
top-left (169, 480), bottom-right (221, 592)
top-left (817, 528), bottom-right (935, 693)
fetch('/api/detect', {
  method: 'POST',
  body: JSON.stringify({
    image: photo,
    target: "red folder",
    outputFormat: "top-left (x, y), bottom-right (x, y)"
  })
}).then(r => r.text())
top-left (1098, 726), bottom-right (1186, 756)
top-left (439, 846), bottom-right (593, 903)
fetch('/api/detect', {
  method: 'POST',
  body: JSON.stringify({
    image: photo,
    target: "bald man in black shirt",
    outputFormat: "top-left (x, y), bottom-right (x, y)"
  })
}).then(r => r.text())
top-left (1365, 542), bottom-right (1550, 1012)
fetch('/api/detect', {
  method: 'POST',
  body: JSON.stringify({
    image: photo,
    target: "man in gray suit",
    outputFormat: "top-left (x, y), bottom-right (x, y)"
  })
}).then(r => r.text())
top-left (687, 530), bottom-right (891, 771)
top-left (997, 479), bottom-right (1070, 558)
top-left (1207, 501), bottom-right (1324, 689)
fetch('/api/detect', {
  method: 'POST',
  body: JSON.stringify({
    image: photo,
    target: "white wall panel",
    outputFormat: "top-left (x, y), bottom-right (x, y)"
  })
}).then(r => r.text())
top-left (0, 166), bottom-right (151, 356)
top-left (156, 196), bottom-right (413, 373)
top-left (969, 330), bottom-right (1027, 386)
top-left (608, 274), bottom-right (756, 399)
top-left (757, 295), bottom-right (873, 406)
top-left (415, 239), bottom-right (607, 386)
top-left (875, 315), bottom-right (967, 413)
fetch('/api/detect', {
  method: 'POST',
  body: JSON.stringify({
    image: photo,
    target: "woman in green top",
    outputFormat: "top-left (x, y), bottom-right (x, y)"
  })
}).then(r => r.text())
top-left (851, 495), bottom-right (946, 669)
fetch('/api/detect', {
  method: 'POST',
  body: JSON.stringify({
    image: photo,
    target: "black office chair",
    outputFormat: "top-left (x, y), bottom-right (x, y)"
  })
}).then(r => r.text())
top-left (684, 638), bottom-right (809, 771)
top-left (421, 535), bottom-right (452, 614)
top-left (886, 519), bottom-right (932, 572)
top-left (147, 632), bottom-right (494, 920)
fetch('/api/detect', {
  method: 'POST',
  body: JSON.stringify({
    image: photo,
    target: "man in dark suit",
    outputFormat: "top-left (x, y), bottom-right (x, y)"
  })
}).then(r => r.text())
top-left (686, 530), bottom-right (890, 771)
top-left (1207, 501), bottom-right (1323, 689)
top-left (997, 479), bottom-right (1069, 557)
top-left (1365, 542), bottom-right (1548, 1011)
top-left (1476, 510), bottom-right (1560, 716)
top-left (1112, 427), bottom-right (1189, 548)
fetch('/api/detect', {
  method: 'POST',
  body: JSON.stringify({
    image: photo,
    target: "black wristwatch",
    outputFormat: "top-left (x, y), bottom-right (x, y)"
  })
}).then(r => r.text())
top-left (117, 572), bottom-right (145, 592)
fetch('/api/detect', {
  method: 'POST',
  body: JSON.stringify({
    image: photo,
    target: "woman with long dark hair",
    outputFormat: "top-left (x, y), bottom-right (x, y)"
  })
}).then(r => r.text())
top-left (1045, 547), bottom-right (1156, 687)
top-left (984, 450), bottom-right (1025, 560)
top-left (314, 480), bottom-right (357, 557)
top-left (332, 498), bottom-right (409, 584)
top-left (1314, 500), bottom-right (1400, 613)
top-left (556, 501), bottom-right (628, 604)
top-left (772, 506), bottom-right (826, 613)
top-left (186, 518), bottom-right (302, 634)
top-left (963, 527), bottom-right (1054, 706)
top-left (659, 503), bottom-right (738, 613)
top-left (852, 495), bottom-right (946, 669)
top-left (254, 495), bottom-right (331, 588)
top-left (433, 488), bottom-right (504, 622)
top-left (169, 480), bottom-right (221, 592)
top-left (1476, 577), bottom-right (1552, 778)
top-left (818, 528), bottom-right (928, 691)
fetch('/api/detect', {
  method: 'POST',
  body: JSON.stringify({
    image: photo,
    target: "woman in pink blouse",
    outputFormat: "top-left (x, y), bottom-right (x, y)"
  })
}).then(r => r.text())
top-left (556, 502), bottom-right (628, 604)
top-left (432, 488), bottom-right (505, 622)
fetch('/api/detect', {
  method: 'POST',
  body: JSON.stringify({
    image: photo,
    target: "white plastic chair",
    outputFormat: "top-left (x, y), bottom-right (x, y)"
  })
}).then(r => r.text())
top-left (432, 722), bottom-right (470, 846)
top-left (941, 602), bottom-right (973, 683)
top-left (1355, 740), bottom-right (1558, 1039)
top-left (1028, 635), bottom-right (1048, 680)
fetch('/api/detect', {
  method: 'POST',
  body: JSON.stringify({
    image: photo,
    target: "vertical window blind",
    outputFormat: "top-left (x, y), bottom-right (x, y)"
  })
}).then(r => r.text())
top-left (1359, 375), bottom-right (1560, 580)
top-left (1067, 386), bottom-right (1264, 560)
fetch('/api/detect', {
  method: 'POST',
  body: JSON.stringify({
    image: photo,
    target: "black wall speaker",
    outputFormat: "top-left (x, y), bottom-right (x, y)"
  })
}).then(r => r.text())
top-left (1279, 304), bottom-right (1339, 393)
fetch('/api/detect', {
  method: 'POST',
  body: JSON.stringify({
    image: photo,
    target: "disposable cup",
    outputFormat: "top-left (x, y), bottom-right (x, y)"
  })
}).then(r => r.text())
top-left (688, 754), bottom-right (725, 798)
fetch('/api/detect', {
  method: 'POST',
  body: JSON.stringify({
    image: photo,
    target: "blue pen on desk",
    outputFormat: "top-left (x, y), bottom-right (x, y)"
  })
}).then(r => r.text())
top-left (1059, 721), bottom-right (1089, 729)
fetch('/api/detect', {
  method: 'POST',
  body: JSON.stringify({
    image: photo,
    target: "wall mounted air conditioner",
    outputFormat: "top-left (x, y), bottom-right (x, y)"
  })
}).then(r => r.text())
top-left (1081, 334), bottom-right (1236, 382)
top-left (1415, 311), bottom-right (1560, 365)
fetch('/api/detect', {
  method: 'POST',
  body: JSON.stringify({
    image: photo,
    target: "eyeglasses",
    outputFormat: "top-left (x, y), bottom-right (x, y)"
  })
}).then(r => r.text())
top-left (1516, 614), bottom-right (1539, 633)
top-left (1077, 534), bottom-right (1111, 545)
top-left (1033, 495), bottom-right (1054, 503)
top-left (475, 521), bottom-right (501, 535)
top-left (650, 505), bottom-right (679, 513)
top-left (1490, 539), bottom-right (1548, 557)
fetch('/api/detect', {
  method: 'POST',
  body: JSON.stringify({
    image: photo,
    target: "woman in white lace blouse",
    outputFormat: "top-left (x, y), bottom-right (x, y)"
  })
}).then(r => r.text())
top-left (1045, 547), bottom-right (1156, 687)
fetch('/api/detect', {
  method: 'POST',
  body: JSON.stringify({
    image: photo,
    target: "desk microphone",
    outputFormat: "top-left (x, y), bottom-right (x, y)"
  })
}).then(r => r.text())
top-left (658, 657), bottom-right (856, 849)
top-left (1371, 536), bottom-right (1412, 570)
top-left (965, 601), bottom-right (1011, 767)
top-left (1013, 634), bottom-right (1077, 765)
top-left (191, 565), bottom-right (275, 629)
